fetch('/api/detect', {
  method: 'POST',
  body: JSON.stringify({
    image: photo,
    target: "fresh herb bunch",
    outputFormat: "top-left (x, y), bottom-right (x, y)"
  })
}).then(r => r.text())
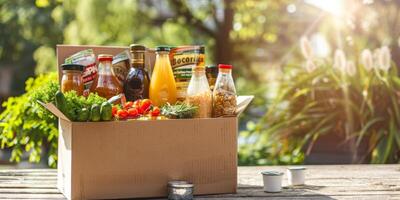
top-left (63, 91), bottom-right (106, 121)
top-left (161, 102), bottom-right (198, 119)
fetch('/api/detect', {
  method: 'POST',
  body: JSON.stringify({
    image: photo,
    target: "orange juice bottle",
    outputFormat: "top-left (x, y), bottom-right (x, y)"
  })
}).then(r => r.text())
top-left (149, 46), bottom-right (177, 106)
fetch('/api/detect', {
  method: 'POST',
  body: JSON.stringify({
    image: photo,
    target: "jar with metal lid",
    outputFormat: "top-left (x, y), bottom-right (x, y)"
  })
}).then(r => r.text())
top-left (61, 63), bottom-right (85, 95)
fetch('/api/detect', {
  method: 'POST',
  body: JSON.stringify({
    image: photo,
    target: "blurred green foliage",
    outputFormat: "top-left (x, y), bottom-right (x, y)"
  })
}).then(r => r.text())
top-left (245, 44), bottom-right (400, 164)
top-left (0, 73), bottom-right (59, 167)
top-left (2, 0), bottom-right (400, 166)
top-left (0, 0), bottom-right (295, 166)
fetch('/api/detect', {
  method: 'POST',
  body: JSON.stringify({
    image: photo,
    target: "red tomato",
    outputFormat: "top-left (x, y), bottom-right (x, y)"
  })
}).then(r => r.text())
top-left (137, 107), bottom-right (144, 115)
top-left (128, 108), bottom-right (139, 118)
top-left (151, 106), bottom-right (160, 117)
top-left (117, 110), bottom-right (128, 119)
top-left (133, 100), bottom-right (141, 107)
top-left (140, 99), bottom-right (152, 113)
top-left (124, 101), bottom-right (133, 109)
top-left (112, 106), bottom-right (118, 117)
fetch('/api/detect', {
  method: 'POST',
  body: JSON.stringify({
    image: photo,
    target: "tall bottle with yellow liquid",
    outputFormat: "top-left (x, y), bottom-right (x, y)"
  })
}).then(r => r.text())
top-left (149, 46), bottom-right (177, 106)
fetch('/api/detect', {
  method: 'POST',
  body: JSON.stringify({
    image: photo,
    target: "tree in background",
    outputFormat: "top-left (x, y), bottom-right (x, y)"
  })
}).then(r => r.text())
top-left (0, 0), bottom-right (294, 166)
top-left (2, 0), bottom-right (400, 166)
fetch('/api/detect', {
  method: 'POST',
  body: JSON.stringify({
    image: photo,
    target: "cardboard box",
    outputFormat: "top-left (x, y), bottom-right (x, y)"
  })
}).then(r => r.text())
top-left (47, 45), bottom-right (253, 199)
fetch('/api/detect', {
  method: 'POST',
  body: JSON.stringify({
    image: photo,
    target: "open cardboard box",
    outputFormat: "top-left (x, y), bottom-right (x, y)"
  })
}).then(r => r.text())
top-left (44, 45), bottom-right (253, 199)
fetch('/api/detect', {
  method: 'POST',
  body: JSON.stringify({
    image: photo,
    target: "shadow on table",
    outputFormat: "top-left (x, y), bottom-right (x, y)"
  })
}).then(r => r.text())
top-left (149, 184), bottom-right (336, 199)
top-left (233, 183), bottom-right (337, 200)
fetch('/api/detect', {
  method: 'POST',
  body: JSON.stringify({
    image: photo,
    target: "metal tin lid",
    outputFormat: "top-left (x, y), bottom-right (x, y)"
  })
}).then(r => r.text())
top-left (261, 171), bottom-right (284, 176)
top-left (287, 166), bottom-right (306, 171)
top-left (61, 63), bottom-right (84, 71)
top-left (171, 183), bottom-right (194, 188)
top-left (168, 180), bottom-right (188, 186)
top-left (168, 181), bottom-right (194, 188)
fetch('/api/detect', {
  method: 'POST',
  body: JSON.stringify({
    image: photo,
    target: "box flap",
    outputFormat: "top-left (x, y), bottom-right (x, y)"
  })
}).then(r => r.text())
top-left (235, 95), bottom-right (254, 116)
top-left (37, 101), bottom-right (71, 122)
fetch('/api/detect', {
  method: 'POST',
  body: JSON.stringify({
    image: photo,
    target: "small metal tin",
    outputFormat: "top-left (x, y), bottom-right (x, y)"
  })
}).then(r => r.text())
top-left (168, 180), bottom-right (194, 200)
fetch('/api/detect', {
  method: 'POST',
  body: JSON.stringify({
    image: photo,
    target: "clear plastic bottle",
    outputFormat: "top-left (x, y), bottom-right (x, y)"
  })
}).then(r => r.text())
top-left (186, 66), bottom-right (212, 118)
top-left (212, 64), bottom-right (237, 117)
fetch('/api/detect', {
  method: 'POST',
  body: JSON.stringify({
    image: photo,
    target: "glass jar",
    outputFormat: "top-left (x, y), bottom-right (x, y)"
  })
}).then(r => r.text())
top-left (149, 46), bottom-right (177, 106)
top-left (186, 66), bottom-right (212, 118)
top-left (212, 64), bottom-right (237, 117)
top-left (61, 63), bottom-right (85, 95)
top-left (91, 54), bottom-right (123, 99)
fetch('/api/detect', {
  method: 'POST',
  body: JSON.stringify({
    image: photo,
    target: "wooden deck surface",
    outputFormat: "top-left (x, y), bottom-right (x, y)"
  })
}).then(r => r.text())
top-left (0, 165), bottom-right (399, 199)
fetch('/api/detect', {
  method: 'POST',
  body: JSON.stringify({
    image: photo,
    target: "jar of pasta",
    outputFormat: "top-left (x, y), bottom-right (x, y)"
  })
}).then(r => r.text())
top-left (61, 63), bottom-right (85, 95)
top-left (212, 64), bottom-right (237, 117)
top-left (186, 66), bottom-right (212, 118)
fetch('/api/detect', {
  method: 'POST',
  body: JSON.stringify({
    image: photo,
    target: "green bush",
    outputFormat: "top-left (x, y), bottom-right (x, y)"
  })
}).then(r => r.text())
top-left (0, 73), bottom-right (59, 167)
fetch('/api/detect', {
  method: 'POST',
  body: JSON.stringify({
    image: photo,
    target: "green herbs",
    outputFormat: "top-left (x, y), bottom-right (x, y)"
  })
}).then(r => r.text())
top-left (161, 102), bottom-right (198, 119)
top-left (57, 91), bottom-right (107, 122)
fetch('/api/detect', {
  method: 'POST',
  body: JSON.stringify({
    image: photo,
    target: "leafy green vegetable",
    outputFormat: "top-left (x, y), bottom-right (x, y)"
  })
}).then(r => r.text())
top-left (161, 103), bottom-right (198, 119)
top-left (0, 73), bottom-right (59, 167)
top-left (63, 91), bottom-right (106, 121)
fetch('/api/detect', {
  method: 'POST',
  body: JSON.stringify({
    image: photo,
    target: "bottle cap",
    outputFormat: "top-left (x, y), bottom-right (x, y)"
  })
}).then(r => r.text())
top-left (218, 64), bottom-right (233, 69)
top-left (130, 44), bottom-right (146, 51)
top-left (61, 63), bottom-right (84, 71)
top-left (98, 54), bottom-right (113, 61)
top-left (199, 45), bottom-right (205, 53)
top-left (156, 46), bottom-right (171, 52)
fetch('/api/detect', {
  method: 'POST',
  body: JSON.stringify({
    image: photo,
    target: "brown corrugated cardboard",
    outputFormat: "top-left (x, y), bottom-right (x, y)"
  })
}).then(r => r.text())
top-left (51, 45), bottom-right (252, 199)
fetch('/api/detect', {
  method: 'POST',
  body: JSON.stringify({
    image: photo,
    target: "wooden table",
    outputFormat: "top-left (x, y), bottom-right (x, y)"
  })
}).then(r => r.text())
top-left (0, 165), bottom-right (399, 199)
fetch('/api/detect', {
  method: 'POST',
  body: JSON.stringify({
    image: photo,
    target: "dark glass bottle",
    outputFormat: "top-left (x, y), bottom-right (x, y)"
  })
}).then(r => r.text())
top-left (124, 44), bottom-right (150, 101)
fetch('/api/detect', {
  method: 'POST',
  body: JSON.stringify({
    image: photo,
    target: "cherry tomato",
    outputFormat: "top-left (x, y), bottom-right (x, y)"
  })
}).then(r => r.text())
top-left (151, 106), bottom-right (160, 117)
top-left (133, 100), bottom-right (141, 108)
top-left (140, 99), bottom-right (152, 113)
top-left (117, 110), bottom-right (128, 119)
top-left (128, 108), bottom-right (139, 118)
top-left (137, 107), bottom-right (144, 115)
top-left (124, 101), bottom-right (133, 109)
top-left (112, 106), bottom-right (118, 117)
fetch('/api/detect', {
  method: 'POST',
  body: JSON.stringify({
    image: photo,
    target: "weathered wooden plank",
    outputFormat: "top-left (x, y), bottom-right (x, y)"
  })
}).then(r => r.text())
top-left (0, 165), bottom-right (399, 199)
top-left (193, 195), bottom-right (399, 200)
top-left (0, 183), bottom-right (56, 188)
top-left (0, 176), bottom-right (56, 181)
top-left (0, 188), bottom-right (60, 194)
top-left (0, 193), bottom-right (66, 199)
top-left (0, 172), bottom-right (57, 177)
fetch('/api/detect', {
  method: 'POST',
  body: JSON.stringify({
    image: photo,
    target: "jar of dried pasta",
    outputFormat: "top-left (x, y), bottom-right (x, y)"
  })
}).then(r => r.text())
top-left (212, 64), bottom-right (237, 117)
top-left (186, 66), bottom-right (212, 118)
